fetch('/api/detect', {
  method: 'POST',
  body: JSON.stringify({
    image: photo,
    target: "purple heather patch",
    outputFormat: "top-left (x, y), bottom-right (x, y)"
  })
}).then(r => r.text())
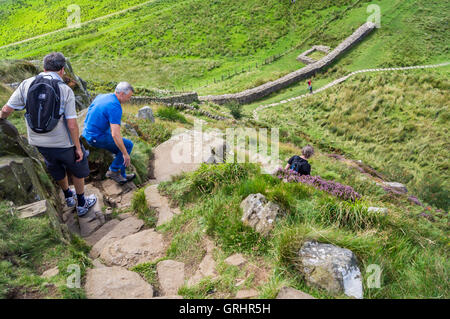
top-left (275, 168), bottom-right (361, 202)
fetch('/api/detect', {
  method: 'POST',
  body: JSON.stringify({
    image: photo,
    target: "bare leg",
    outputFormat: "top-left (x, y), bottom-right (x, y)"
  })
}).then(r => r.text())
top-left (72, 175), bottom-right (85, 195)
top-left (57, 175), bottom-right (69, 191)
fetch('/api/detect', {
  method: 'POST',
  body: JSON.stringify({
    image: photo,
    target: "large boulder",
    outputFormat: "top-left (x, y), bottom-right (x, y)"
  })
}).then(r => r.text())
top-left (0, 156), bottom-right (46, 204)
top-left (240, 193), bottom-right (284, 236)
top-left (85, 266), bottom-right (154, 299)
top-left (297, 240), bottom-right (363, 299)
top-left (0, 119), bottom-right (41, 159)
top-left (0, 120), bottom-right (69, 240)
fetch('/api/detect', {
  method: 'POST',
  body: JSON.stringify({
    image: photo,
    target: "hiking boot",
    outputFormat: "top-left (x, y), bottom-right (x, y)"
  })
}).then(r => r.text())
top-left (106, 170), bottom-right (127, 185)
top-left (125, 173), bottom-right (136, 182)
top-left (76, 194), bottom-right (97, 217)
top-left (65, 188), bottom-right (77, 207)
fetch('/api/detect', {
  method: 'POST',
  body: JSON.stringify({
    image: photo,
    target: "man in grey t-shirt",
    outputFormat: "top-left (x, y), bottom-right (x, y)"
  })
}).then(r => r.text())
top-left (0, 52), bottom-right (96, 217)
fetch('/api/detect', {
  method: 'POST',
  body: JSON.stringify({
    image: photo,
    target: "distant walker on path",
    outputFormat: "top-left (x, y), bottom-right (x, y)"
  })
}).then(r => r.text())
top-left (308, 79), bottom-right (313, 94)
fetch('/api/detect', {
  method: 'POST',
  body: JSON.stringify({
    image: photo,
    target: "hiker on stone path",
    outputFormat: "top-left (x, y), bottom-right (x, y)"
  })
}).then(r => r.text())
top-left (0, 52), bottom-right (97, 217)
top-left (285, 145), bottom-right (314, 175)
top-left (82, 82), bottom-right (136, 185)
top-left (308, 79), bottom-right (313, 94)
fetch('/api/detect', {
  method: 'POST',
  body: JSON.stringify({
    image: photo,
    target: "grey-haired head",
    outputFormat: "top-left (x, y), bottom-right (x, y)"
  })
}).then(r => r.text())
top-left (115, 82), bottom-right (135, 95)
top-left (115, 82), bottom-right (135, 103)
top-left (43, 52), bottom-right (66, 72)
top-left (302, 145), bottom-right (315, 159)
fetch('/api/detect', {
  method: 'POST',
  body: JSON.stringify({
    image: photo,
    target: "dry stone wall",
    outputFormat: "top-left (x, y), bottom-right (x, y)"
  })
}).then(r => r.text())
top-left (130, 92), bottom-right (198, 105)
top-left (200, 22), bottom-right (376, 105)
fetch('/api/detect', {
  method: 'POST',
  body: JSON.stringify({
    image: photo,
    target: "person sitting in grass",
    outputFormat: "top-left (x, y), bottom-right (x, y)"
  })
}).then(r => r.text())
top-left (82, 82), bottom-right (136, 185)
top-left (285, 145), bottom-right (314, 175)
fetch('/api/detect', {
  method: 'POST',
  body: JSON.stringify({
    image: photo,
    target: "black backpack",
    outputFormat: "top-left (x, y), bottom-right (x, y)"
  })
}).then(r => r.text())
top-left (25, 75), bottom-right (64, 133)
top-left (290, 157), bottom-right (311, 175)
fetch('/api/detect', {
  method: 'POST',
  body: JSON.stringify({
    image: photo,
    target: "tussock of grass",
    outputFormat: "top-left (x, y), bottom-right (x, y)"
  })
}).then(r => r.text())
top-left (156, 107), bottom-right (188, 124)
top-left (131, 188), bottom-right (157, 228)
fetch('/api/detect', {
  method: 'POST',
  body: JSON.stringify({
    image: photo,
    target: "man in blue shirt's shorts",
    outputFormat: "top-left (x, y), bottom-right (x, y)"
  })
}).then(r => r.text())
top-left (82, 82), bottom-right (136, 185)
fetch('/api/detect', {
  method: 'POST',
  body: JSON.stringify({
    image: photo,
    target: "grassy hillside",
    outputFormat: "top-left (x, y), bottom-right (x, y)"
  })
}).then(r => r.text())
top-left (0, 0), bottom-right (448, 93)
top-left (0, 0), bottom-right (151, 46)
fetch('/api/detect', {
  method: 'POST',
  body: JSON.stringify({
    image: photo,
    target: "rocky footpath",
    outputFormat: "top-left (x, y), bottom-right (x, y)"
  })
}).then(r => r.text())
top-left (2, 116), bottom-right (366, 299)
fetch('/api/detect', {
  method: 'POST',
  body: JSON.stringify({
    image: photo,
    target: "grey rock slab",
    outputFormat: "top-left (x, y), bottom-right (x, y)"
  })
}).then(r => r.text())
top-left (383, 182), bottom-right (408, 194)
top-left (235, 289), bottom-right (259, 299)
top-left (84, 219), bottom-right (121, 246)
top-left (368, 207), bottom-right (388, 214)
top-left (41, 266), bottom-right (59, 279)
top-left (90, 216), bottom-right (144, 258)
top-left (157, 260), bottom-right (185, 296)
top-left (137, 106), bottom-right (155, 122)
top-left (187, 253), bottom-right (218, 287)
top-left (224, 253), bottom-right (247, 267)
top-left (240, 193), bottom-right (284, 236)
top-left (145, 184), bottom-right (178, 226)
top-left (17, 200), bottom-right (47, 219)
top-left (85, 266), bottom-right (154, 299)
top-left (276, 287), bottom-right (315, 299)
top-left (100, 229), bottom-right (166, 268)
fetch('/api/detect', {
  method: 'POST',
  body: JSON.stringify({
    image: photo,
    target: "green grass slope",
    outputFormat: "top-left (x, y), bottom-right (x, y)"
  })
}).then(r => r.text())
top-left (0, 0), bottom-right (448, 93)
top-left (0, 0), bottom-right (151, 46)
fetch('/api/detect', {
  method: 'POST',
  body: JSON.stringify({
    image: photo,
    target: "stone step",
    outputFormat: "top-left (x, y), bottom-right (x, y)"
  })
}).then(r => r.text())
top-left (145, 185), bottom-right (182, 226)
top-left (84, 219), bottom-right (121, 246)
top-left (99, 229), bottom-right (166, 268)
top-left (276, 287), bottom-right (315, 299)
top-left (187, 253), bottom-right (218, 287)
top-left (156, 260), bottom-right (185, 296)
top-left (90, 216), bottom-right (144, 259)
top-left (100, 179), bottom-right (137, 209)
top-left (17, 200), bottom-right (48, 219)
top-left (78, 184), bottom-right (106, 238)
top-left (85, 266), bottom-right (154, 299)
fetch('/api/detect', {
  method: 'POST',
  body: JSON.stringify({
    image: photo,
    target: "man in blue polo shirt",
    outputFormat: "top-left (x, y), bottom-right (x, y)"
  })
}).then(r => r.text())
top-left (82, 82), bottom-right (136, 185)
